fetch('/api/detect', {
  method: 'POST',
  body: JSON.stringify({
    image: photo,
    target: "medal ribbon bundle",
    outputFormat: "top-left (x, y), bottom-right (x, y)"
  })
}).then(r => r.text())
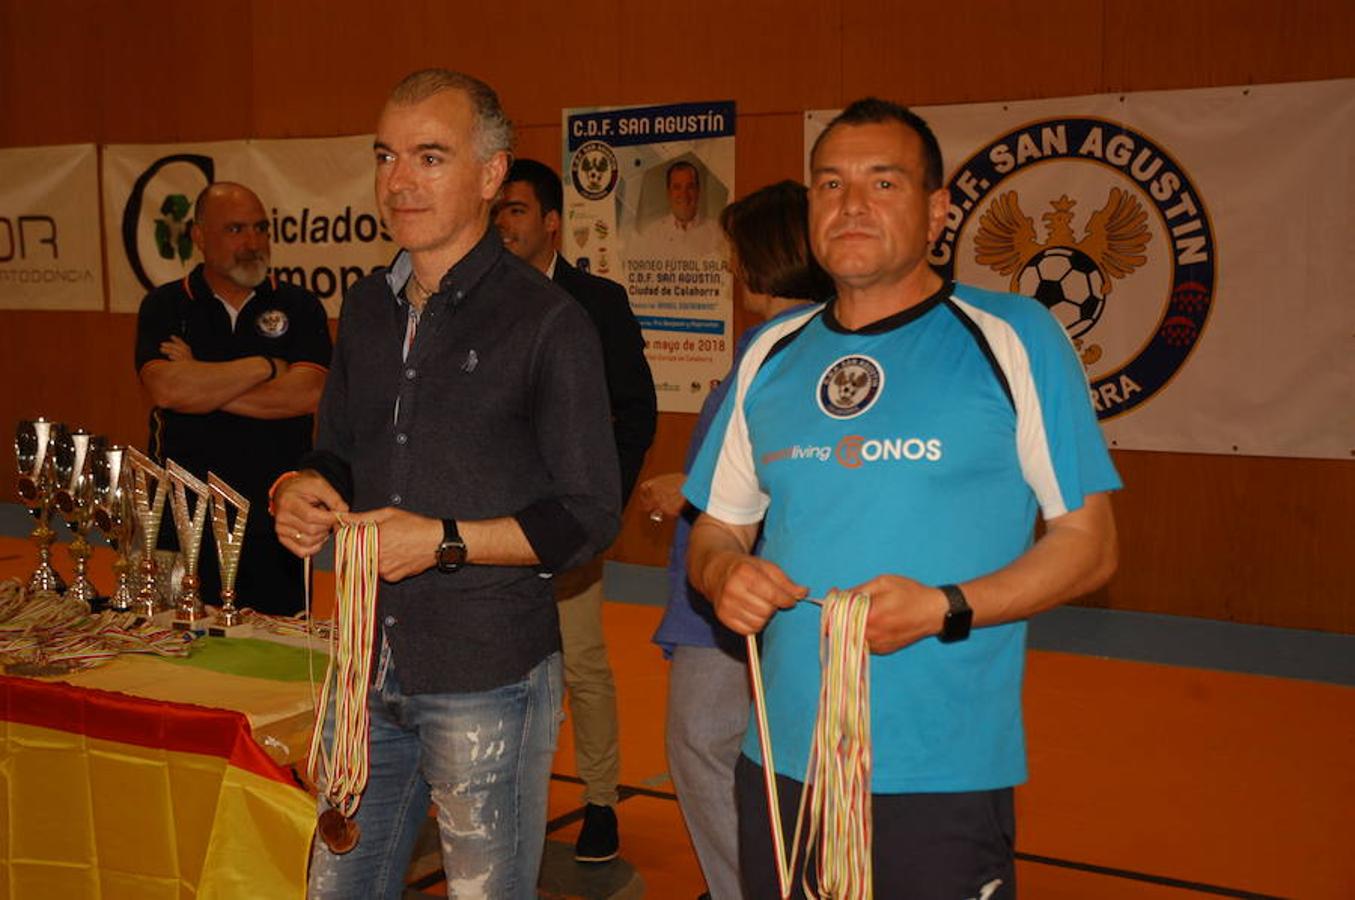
top-left (0, 578), bottom-right (190, 671)
top-left (306, 521), bottom-right (379, 854)
top-left (748, 588), bottom-right (873, 900)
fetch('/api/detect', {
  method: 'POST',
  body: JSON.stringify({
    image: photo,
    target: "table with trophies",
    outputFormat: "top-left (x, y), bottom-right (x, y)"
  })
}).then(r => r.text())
top-left (2, 417), bottom-right (320, 899)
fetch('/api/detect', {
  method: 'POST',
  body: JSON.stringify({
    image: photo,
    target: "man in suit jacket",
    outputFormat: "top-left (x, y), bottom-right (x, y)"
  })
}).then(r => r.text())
top-left (495, 158), bottom-right (658, 863)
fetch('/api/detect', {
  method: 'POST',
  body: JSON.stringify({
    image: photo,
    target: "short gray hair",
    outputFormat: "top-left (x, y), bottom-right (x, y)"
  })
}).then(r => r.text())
top-left (389, 68), bottom-right (514, 162)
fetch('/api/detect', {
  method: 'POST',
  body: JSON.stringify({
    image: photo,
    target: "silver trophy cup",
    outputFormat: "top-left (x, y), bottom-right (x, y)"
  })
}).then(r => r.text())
top-left (15, 418), bottom-right (68, 595)
top-left (52, 429), bottom-right (101, 608)
top-left (92, 443), bottom-right (137, 611)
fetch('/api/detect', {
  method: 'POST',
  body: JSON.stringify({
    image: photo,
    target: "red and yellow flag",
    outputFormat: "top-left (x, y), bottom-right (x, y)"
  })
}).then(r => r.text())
top-left (0, 675), bottom-right (313, 899)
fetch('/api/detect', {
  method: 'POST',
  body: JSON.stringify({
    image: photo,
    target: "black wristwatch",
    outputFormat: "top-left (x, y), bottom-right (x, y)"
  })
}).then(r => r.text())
top-left (436, 519), bottom-right (467, 573)
top-left (938, 584), bottom-right (973, 643)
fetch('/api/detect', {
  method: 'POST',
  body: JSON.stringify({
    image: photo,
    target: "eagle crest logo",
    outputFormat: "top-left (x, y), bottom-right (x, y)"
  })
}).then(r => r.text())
top-left (974, 189), bottom-right (1150, 365)
top-left (817, 355), bottom-right (883, 420)
top-left (571, 140), bottom-right (619, 200)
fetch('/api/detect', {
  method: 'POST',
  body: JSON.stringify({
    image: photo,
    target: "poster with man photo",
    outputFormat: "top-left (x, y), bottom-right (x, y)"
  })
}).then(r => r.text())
top-left (563, 101), bottom-right (735, 413)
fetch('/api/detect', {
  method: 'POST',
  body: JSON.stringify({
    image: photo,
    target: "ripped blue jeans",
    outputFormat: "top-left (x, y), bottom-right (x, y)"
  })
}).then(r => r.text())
top-left (309, 651), bottom-right (563, 900)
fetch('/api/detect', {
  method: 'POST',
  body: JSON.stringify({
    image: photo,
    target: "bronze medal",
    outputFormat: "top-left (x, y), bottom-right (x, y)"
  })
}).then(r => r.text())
top-left (317, 808), bottom-right (360, 854)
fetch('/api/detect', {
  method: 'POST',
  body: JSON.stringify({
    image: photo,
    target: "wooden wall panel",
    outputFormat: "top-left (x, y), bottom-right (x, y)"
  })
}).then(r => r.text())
top-left (1, 0), bottom-right (1352, 630)
top-left (98, 3), bottom-right (256, 143)
top-left (1106, 450), bottom-right (1355, 632)
top-left (1104, 0), bottom-right (1355, 91)
top-left (438, 0), bottom-right (626, 127)
top-left (250, 7), bottom-right (377, 139)
top-left (616, 0), bottom-right (842, 113)
top-left (840, 0), bottom-right (1106, 105)
top-left (0, 2), bottom-right (103, 146)
top-left (1, 312), bottom-right (147, 475)
top-left (513, 124), bottom-right (563, 171)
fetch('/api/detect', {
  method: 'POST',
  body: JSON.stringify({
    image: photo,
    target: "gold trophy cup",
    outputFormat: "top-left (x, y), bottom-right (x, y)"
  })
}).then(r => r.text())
top-left (166, 460), bottom-right (212, 631)
top-left (125, 447), bottom-right (171, 619)
top-left (207, 473), bottom-right (252, 637)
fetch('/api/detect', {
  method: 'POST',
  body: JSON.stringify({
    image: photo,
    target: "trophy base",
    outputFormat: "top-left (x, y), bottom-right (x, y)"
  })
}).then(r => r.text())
top-left (207, 620), bottom-right (255, 638)
top-left (172, 617), bottom-right (211, 635)
top-left (142, 608), bottom-right (178, 629)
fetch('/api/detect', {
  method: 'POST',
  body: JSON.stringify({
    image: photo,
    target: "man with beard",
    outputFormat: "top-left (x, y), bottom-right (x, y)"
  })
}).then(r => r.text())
top-left (135, 181), bottom-right (331, 615)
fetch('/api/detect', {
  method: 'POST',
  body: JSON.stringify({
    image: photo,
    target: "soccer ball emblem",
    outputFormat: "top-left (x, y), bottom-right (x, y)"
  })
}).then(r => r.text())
top-left (1017, 247), bottom-right (1106, 340)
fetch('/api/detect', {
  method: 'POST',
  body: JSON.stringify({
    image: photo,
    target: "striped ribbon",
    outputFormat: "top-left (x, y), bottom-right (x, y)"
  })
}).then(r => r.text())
top-left (749, 588), bottom-right (873, 899)
top-left (0, 578), bottom-right (191, 671)
top-left (305, 521), bottom-right (379, 818)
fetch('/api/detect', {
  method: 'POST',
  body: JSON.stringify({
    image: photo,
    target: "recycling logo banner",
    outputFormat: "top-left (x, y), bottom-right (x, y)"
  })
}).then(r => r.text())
top-left (102, 135), bottom-right (393, 316)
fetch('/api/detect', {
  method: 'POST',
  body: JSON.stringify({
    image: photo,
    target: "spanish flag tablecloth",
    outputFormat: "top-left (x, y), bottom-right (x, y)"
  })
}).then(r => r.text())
top-left (0, 653), bottom-right (316, 899)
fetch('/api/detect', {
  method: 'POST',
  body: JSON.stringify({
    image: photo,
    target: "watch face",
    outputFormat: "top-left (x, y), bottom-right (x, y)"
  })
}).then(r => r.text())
top-left (941, 608), bottom-right (973, 643)
top-left (437, 541), bottom-right (467, 572)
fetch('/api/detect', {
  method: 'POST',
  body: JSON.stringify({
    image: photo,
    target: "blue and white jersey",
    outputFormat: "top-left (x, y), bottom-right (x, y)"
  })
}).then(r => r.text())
top-left (684, 281), bottom-right (1121, 792)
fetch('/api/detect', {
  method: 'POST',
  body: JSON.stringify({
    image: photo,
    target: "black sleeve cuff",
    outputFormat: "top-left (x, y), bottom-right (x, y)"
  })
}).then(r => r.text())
top-left (298, 449), bottom-right (354, 506)
top-left (515, 498), bottom-right (589, 573)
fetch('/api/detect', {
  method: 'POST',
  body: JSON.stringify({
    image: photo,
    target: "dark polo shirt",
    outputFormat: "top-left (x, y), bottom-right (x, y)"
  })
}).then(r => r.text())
top-left (134, 263), bottom-right (331, 612)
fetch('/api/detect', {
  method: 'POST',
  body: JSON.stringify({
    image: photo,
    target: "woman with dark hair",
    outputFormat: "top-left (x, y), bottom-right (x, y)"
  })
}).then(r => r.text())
top-left (638, 180), bottom-right (831, 900)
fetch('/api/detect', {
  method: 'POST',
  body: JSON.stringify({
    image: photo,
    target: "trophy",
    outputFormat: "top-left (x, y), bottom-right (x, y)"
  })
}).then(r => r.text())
top-left (51, 428), bottom-right (100, 608)
top-left (91, 443), bottom-right (137, 611)
top-left (166, 460), bottom-right (212, 631)
top-left (125, 447), bottom-right (171, 618)
top-left (14, 418), bottom-right (67, 595)
top-left (207, 473), bottom-right (251, 637)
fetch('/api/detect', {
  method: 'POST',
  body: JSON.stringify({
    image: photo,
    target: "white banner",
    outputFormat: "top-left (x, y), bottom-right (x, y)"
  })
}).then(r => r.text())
top-left (563, 101), bottom-right (736, 413)
top-left (806, 79), bottom-right (1355, 460)
top-left (101, 135), bottom-right (394, 316)
top-left (0, 144), bottom-right (104, 311)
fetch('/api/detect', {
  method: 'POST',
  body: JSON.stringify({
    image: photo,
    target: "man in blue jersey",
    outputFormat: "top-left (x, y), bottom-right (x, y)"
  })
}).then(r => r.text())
top-left (684, 98), bottom-right (1120, 899)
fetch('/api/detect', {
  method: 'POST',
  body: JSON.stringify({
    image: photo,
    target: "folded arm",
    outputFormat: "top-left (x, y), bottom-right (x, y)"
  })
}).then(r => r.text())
top-left (139, 353), bottom-right (276, 414)
top-left (221, 363), bottom-right (327, 419)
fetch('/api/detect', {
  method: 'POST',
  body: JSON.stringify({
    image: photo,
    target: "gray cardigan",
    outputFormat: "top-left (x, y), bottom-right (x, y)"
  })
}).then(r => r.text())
top-left (307, 230), bottom-right (621, 693)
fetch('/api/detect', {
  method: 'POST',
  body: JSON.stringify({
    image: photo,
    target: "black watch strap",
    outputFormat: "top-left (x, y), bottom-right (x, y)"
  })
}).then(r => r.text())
top-left (938, 583), bottom-right (973, 643)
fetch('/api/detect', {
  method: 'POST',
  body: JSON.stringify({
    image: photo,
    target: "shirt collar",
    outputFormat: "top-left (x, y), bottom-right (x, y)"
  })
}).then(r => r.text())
top-left (386, 228), bottom-right (505, 307)
top-left (822, 279), bottom-right (954, 334)
top-left (545, 251), bottom-right (559, 280)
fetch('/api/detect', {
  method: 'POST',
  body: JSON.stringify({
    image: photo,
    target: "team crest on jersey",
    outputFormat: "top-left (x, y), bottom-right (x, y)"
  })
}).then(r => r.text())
top-left (930, 117), bottom-right (1216, 420)
top-left (571, 141), bottom-right (619, 200)
top-left (817, 355), bottom-right (883, 419)
top-left (256, 309), bottom-right (289, 338)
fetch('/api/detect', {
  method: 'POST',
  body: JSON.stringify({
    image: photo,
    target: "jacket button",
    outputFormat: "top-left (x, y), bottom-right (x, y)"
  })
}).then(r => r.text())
top-left (384, 615), bottom-right (396, 627)
top-left (405, 367), bottom-right (416, 380)
top-left (390, 493), bottom-right (402, 505)
top-left (396, 432), bottom-right (408, 445)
